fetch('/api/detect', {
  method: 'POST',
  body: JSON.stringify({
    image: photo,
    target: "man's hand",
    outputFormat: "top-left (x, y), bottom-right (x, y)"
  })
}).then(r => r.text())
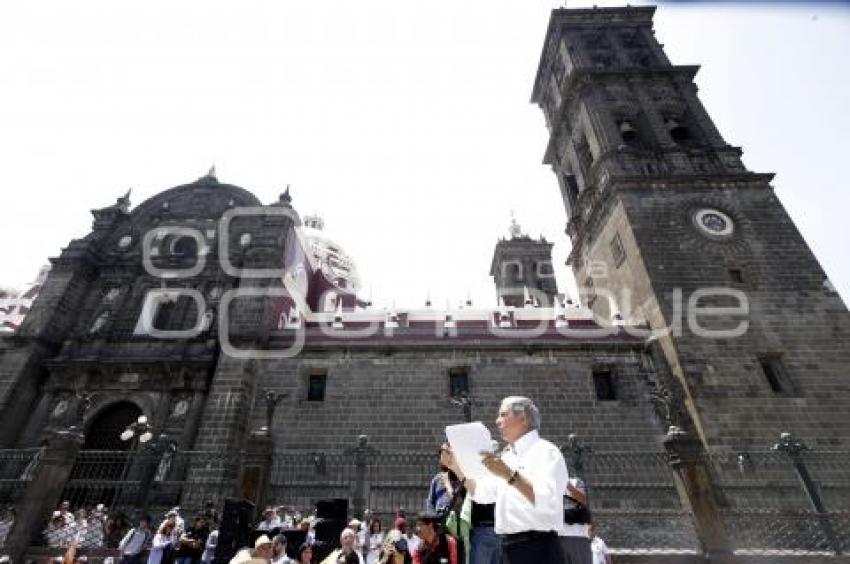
top-left (480, 452), bottom-right (512, 481)
top-left (440, 444), bottom-right (462, 477)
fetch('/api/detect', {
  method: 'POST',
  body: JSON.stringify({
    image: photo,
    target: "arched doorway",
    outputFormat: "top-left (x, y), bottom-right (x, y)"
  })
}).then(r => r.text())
top-left (64, 402), bottom-right (144, 511)
top-left (82, 401), bottom-right (142, 450)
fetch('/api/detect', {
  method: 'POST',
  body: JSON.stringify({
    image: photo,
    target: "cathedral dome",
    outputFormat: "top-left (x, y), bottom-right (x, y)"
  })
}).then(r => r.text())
top-left (298, 214), bottom-right (362, 293)
top-left (130, 169), bottom-right (263, 222)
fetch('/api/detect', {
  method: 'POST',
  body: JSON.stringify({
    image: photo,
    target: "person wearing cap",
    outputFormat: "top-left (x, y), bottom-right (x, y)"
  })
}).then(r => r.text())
top-left (252, 534), bottom-right (275, 563)
top-left (258, 508), bottom-right (281, 532)
top-left (167, 507), bottom-right (185, 533)
top-left (270, 533), bottom-right (293, 564)
top-left (444, 396), bottom-right (569, 564)
top-left (229, 548), bottom-right (253, 564)
top-left (345, 518), bottom-right (362, 555)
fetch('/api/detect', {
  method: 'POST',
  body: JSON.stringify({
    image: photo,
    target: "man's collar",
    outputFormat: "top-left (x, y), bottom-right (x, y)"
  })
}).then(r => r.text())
top-left (510, 429), bottom-right (539, 456)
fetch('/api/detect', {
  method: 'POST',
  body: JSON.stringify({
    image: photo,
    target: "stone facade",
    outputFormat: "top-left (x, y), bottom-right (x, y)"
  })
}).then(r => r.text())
top-left (530, 6), bottom-right (850, 452)
top-left (0, 5), bottom-right (848, 561)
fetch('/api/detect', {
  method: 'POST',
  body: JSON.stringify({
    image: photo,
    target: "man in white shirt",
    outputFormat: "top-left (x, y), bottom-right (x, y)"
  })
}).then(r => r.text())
top-left (257, 508), bottom-right (282, 532)
top-left (446, 396), bottom-right (568, 564)
top-left (117, 515), bottom-right (151, 564)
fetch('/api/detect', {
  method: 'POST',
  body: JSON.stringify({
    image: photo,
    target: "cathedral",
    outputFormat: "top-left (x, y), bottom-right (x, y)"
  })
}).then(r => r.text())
top-left (1, 5), bottom-right (848, 562)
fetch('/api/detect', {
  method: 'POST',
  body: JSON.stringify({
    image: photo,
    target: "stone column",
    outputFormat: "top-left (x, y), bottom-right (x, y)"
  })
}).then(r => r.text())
top-left (663, 426), bottom-right (734, 564)
top-left (4, 429), bottom-right (84, 563)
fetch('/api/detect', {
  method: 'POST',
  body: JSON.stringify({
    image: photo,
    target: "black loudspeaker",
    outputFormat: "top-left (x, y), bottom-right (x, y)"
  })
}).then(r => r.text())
top-left (214, 498), bottom-right (255, 564)
top-left (312, 517), bottom-right (347, 563)
top-left (316, 498), bottom-right (348, 521)
top-left (282, 529), bottom-right (308, 558)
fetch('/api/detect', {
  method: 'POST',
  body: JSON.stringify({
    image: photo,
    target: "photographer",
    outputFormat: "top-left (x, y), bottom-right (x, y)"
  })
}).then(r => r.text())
top-left (175, 515), bottom-right (210, 564)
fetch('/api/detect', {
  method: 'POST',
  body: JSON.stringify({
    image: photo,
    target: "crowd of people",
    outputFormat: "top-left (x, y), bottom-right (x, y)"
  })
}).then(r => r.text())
top-left (34, 396), bottom-right (612, 564)
top-left (39, 502), bottom-right (218, 564)
top-left (234, 396), bottom-right (612, 563)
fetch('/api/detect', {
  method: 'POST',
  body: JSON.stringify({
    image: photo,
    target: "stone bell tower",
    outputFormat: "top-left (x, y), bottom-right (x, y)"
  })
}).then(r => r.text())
top-left (490, 214), bottom-right (559, 307)
top-left (531, 6), bottom-right (850, 449)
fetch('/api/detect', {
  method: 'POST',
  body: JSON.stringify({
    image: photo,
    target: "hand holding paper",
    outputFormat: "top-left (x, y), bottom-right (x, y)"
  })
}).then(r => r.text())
top-left (445, 422), bottom-right (494, 480)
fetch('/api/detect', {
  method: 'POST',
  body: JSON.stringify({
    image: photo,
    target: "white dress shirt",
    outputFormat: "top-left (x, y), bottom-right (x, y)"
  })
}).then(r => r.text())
top-left (471, 429), bottom-right (568, 535)
top-left (118, 527), bottom-right (149, 555)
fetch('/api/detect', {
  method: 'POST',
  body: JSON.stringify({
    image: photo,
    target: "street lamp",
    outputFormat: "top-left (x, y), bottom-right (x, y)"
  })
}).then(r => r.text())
top-left (113, 415), bottom-right (154, 509)
top-left (120, 415), bottom-right (154, 445)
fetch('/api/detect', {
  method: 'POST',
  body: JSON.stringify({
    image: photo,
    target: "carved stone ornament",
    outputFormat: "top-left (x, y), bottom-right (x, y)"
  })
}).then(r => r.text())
top-left (52, 398), bottom-right (70, 419)
top-left (171, 398), bottom-right (190, 419)
top-left (103, 287), bottom-right (121, 303)
top-left (89, 312), bottom-right (110, 334)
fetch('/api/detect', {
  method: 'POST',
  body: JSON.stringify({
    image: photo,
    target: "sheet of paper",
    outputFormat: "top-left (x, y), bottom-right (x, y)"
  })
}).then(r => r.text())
top-left (445, 422), bottom-right (493, 480)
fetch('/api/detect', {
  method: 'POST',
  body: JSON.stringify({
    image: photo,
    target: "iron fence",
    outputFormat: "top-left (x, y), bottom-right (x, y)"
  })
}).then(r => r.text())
top-left (9, 438), bottom-right (850, 557)
top-left (708, 449), bottom-right (850, 556)
top-left (367, 452), bottom-right (434, 516)
top-left (266, 451), bottom-right (436, 518)
top-left (564, 450), bottom-right (700, 554)
top-left (267, 451), bottom-right (358, 516)
top-left (0, 448), bottom-right (42, 550)
top-left (40, 449), bottom-right (239, 549)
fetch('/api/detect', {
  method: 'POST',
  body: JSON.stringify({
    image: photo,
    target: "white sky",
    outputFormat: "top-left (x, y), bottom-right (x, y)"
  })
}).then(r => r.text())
top-left (1, 1), bottom-right (848, 309)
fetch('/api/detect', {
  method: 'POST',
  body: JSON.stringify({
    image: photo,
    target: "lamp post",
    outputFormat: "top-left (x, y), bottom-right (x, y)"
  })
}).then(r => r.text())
top-left (113, 415), bottom-right (154, 509)
top-left (136, 433), bottom-right (172, 518)
top-left (563, 433), bottom-right (592, 476)
top-left (264, 391), bottom-right (288, 433)
top-left (450, 392), bottom-right (474, 423)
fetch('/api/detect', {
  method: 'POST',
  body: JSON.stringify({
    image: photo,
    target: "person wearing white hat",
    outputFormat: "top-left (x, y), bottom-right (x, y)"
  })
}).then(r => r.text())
top-left (321, 528), bottom-right (364, 564)
top-left (251, 534), bottom-right (274, 563)
top-left (257, 508), bottom-right (281, 532)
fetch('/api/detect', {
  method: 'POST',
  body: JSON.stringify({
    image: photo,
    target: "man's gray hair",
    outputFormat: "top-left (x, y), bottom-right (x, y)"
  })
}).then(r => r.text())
top-left (501, 396), bottom-right (541, 431)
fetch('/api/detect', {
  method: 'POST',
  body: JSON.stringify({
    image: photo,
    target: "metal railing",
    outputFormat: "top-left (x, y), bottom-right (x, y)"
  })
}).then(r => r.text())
top-left (564, 449), bottom-right (700, 554)
top-left (0, 448), bottom-right (43, 550)
top-left (36, 449), bottom-right (239, 548)
top-left (708, 449), bottom-right (850, 556)
top-left (6, 436), bottom-right (849, 558)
